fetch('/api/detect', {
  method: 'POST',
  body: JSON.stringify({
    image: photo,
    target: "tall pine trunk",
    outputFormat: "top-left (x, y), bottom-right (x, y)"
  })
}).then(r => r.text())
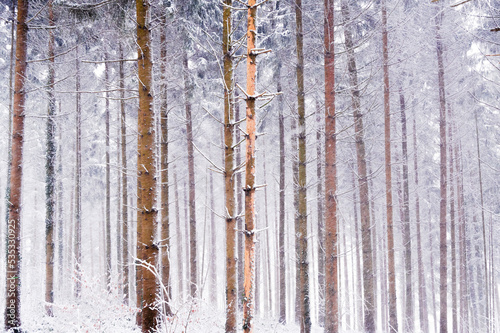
top-left (413, 110), bottom-right (428, 333)
top-left (136, 0), bottom-right (159, 330)
top-left (4, 0), bottom-right (27, 330)
top-left (381, 1), bottom-right (398, 331)
top-left (435, 5), bottom-right (448, 332)
top-left (243, 1), bottom-right (258, 331)
top-left (45, 0), bottom-right (56, 317)
top-left (104, 51), bottom-right (112, 292)
top-left (399, 89), bottom-right (413, 331)
top-left (324, 0), bottom-right (338, 330)
top-left (294, 1), bottom-right (311, 331)
top-left (182, 38), bottom-right (197, 299)
top-left (223, 1), bottom-right (237, 330)
top-left (341, 1), bottom-right (375, 330)
top-left (119, 43), bottom-right (129, 304)
top-left (159, 14), bottom-right (171, 317)
top-left (74, 43), bottom-right (82, 300)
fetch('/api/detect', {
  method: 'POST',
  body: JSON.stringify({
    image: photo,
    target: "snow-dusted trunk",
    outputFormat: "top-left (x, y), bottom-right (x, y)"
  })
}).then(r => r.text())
top-left (324, 0), bottom-right (338, 330)
top-left (413, 112), bottom-right (428, 333)
top-left (399, 89), bottom-right (413, 332)
top-left (277, 69), bottom-right (286, 324)
top-left (243, 1), bottom-right (257, 331)
top-left (223, 1), bottom-right (237, 331)
top-left (4, 0), bottom-right (27, 329)
top-left (341, 0), bottom-right (375, 330)
top-left (105, 51), bottom-right (112, 293)
top-left (119, 43), bottom-right (130, 305)
top-left (381, 1), bottom-right (398, 331)
top-left (182, 36), bottom-right (198, 299)
top-left (434, 6), bottom-right (448, 332)
top-left (74, 43), bottom-right (82, 301)
top-left (294, 1), bottom-right (311, 331)
top-left (45, 0), bottom-right (56, 318)
top-left (159, 14), bottom-right (171, 317)
top-left (136, 0), bottom-right (159, 330)
top-left (447, 104), bottom-right (457, 333)
top-left (475, 112), bottom-right (490, 333)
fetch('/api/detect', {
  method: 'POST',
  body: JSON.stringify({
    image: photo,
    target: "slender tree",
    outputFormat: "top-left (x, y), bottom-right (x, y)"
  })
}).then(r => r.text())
top-left (341, 0), bottom-right (375, 330)
top-left (435, 4), bottom-right (448, 332)
top-left (104, 51), bottom-right (112, 292)
top-left (159, 12), bottom-right (171, 317)
top-left (381, 1), bottom-right (398, 331)
top-left (4, 0), bottom-right (28, 330)
top-left (294, 0), bottom-right (311, 331)
top-left (136, 0), bottom-right (159, 330)
top-left (324, 0), bottom-right (338, 331)
top-left (45, 0), bottom-right (56, 317)
top-left (223, 1), bottom-right (237, 331)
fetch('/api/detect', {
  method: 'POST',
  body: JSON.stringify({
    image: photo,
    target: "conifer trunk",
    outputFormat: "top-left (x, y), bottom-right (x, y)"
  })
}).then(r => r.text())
top-left (119, 43), bottom-right (129, 304)
top-left (243, 1), bottom-right (257, 331)
top-left (159, 14), bottom-right (171, 317)
top-left (324, 0), bottom-right (338, 330)
top-left (381, 1), bottom-right (398, 331)
top-left (435, 5), bottom-right (448, 332)
top-left (105, 51), bottom-right (112, 292)
top-left (413, 112), bottom-right (428, 333)
top-left (45, 0), bottom-right (56, 317)
top-left (74, 43), bottom-right (82, 300)
top-left (399, 89), bottom-right (413, 331)
top-left (294, 1), bottom-right (311, 331)
top-left (5, 0), bottom-right (27, 330)
top-left (182, 39), bottom-right (198, 299)
top-left (223, 1), bottom-right (237, 330)
top-left (341, 1), bottom-right (375, 330)
top-left (136, 0), bottom-right (159, 330)
top-left (448, 104), bottom-right (457, 333)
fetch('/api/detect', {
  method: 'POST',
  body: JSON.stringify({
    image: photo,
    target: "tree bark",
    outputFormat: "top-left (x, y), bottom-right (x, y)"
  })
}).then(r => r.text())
top-left (399, 89), bottom-right (413, 332)
top-left (119, 42), bottom-right (129, 305)
top-left (104, 51), bottom-right (112, 293)
top-left (45, 0), bottom-right (56, 317)
top-left (223, 1), bottom-right (237, 330)
top-left (381, 1), bottom-right (398, 331)
top-left (324, 0), bottom-right (338, 331)
top-left (413, 110), bottom-right (428, 333)
top-left (448, 104), bottom-right (457, 333)
top-left (5, 0), bottom-right (27, 330)
top-left (475, 112), bottom-right (490, 333)
top-left (294, 1), bottom-right (311, 331)
top-left (74, 43), bottom-right (82, 301)
top-left (182, 36), bottom-right (198, 299)
top-left (243, 2), bottom-right (258, 331)
top-left (159, 13), bottom-right (171, 318)
top-left (136, 0), bottom-right (159, 330)
top-left (435, 5), bottom-right (448, 332)
top-left (341, 1), bottom-right (375, 331)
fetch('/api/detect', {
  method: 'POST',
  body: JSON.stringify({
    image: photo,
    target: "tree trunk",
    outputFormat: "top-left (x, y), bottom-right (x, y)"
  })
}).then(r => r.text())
top-left (119, 42), bottom-right (129, 305)
top-left (243, 2), bottom-right (258, 331)
top-left (223, 1), bottom-right (237, 330)
top-left (277, 66), bottom-right (286, 324)
top-left (45, 0), bottom-right (56, 317)
top-left (4, 0), bottom-right (27, 330)
top-left (104, 51), bottom-right (112, 293)
top-left (294, 1), bottom-right (311, 331)
top-left (399, 89), bottom-right (413, 332)
top-left (74, 43), bottom-right (82, 301)
top-left (435, 5), bottom-right (448, 332)
top-left (447, 104), bottom-right (457, 333)
top-left (413, 110), bottom-right (428, 333)
top-left (475, 112), bottom-right (490, 332)
top-left (324, 0), bottom-right (338, 330)
top-left (341, 1), bottom-right (375, 330)
top-left (159, 14), bottom-right (172, 318)
top-left (381, 1), bottom-right (398, 331)
top-left (136, 0), bottom-right (159, 330)
top-left (174, 167), bottom-right (183, 298)
top-left (182, 37), bottom-right (198, 299)
top-left (351, 166), bottom-right (363, 331)
top-left (209, 172), bottom-right (217, 305)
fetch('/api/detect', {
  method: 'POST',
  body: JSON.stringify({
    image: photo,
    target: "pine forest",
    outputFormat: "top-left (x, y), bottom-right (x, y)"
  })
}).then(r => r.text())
top-left (0, 0), bottom-right (498, 332)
